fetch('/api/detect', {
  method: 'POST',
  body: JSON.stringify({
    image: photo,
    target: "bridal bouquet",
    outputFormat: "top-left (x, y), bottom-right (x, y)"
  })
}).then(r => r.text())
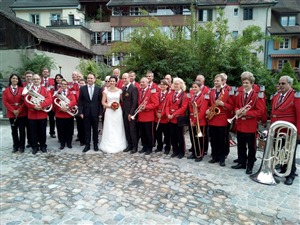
top-left (111, 102), bottom-right (119, 110)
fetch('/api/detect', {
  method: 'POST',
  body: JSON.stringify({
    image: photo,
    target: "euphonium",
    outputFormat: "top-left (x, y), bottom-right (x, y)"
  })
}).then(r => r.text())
top-left (227, 100), bottom-right (252, 124)
top-left (53, 90), bottom-right (78, 117)
top-left (250, 121), bottom-right (297, 185)
top-left (24, 85), bottom-right (52, 112)
top-left (206, 89), bottom-right (224, 120)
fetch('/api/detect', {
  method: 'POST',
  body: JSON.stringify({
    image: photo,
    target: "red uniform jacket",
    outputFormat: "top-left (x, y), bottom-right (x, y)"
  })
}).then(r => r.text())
top-left (154, 90), bottom-right (170, 124)
top-left (271, 89), bottom-right (300, 135)
top-left (54, 89), bottom-right (77, 118)
top-left (207, 88), bottom-right (234, 126)
top-left (132, 81), bottom-right (140, 90)
top-left (189, 91), bottom-right (209, 126)
top-left (166, 91), bottom-right (189, 124)
top-left (235, 89), bottom-right (264, 133)
top-left (149, 82), bottom-right (160, 92)
top-left (24, 86), bottom-right (53, 119)
top-left (137, 88), bottom-right (159, 122)
top-left (68, 81), bottom-right (79, 99)
top-left (116, 79), bottom-right (124, 89)
top-left (2, 86), bottom-right (27, 118)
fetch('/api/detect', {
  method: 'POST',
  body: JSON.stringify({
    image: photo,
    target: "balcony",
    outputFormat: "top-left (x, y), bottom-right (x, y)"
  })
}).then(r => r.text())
top-left (49, 17), bottom-right (91, 29)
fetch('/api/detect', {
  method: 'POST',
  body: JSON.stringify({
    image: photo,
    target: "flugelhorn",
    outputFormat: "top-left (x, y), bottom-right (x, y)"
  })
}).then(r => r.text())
top-left (131, 97), bottom-right (148, 120)
top-left (53, 89), bottom-right (78, 117)
top-left (24, 85), bottom-right (52, 112)
top-left (227, 100), bottom-right (252, 124)
top-left (250, 121), bottom-right (297, 185)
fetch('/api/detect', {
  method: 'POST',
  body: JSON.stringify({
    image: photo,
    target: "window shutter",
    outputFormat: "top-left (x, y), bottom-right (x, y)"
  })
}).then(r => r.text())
top-left (274, 41), bottom-right (280, 50)
top-left (272, 59), bottom-right (277, 69)
top-left (291, 37), bottom-right (297, 49)
top-left (290, 59), bottom-right (295, 67)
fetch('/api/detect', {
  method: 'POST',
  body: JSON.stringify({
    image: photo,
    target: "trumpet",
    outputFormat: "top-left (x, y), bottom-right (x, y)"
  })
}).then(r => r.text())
top-left (53, 90), bottom-right (78, 117)
top-left (23, 84), bottom-right (52, 112)
top-left (131, 97), bottom-right (148, 120)
top-left (227, 100), bottom-right (252, 124)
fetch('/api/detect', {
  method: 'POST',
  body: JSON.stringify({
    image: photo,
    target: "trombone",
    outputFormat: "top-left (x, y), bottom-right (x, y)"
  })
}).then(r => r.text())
top-left (131, 97), bottom-right (148, 120)
top-left (227, 100), bottom-right (252, 124)
top-left (192, 102), bottom-right (203, 138)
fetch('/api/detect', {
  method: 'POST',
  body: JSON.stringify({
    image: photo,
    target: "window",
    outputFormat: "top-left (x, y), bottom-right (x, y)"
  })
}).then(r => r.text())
top-left (92, 32), bottom-right (112, 45)
top-left (243, 8), bottom-right (253, 20)
top-left (232, 31), bottom-right (238, 38)
top-left (298, 38), bottom-right (300, 48)
top-left (280, 38), bottom-right (290, 49)
top-left (281, 16), bottom-right (296, 26)
top-left (31, 14), bottom-right (40, 25)
top-left (198, 9), bottom-right (213, 22)
top-left (278, 59), bottom-right (288, 69)
top-left (0, 27), bottom-right (6, 46)
top-left (114, 27), bottom-right (132, 41)
top-left (51, 14), bottom-right (60, 21)
top-left (130, 7), bottom-right (140, 16)
top-left (295, 59), bottom-right (300, 69)
top-left (234, 8), bottom-right (238, 16)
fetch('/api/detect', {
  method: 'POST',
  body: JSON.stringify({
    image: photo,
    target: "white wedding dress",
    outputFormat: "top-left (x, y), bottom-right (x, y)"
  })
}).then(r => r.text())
top-left (100, 89), bottom-right (127, 153)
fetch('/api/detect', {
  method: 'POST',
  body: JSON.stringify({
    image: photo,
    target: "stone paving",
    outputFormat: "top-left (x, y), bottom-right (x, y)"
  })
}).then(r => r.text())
top-left (0, 122), bottom-right (300, 225)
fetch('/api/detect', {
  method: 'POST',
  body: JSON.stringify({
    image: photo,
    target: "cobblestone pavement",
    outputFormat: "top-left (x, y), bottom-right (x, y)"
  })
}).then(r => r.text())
top-left (1, 122), bottom-right (299, 225)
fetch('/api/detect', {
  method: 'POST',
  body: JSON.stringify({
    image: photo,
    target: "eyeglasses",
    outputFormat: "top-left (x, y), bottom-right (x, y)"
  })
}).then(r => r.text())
top-left (278, 82), bottom-right (286, 86)
top-left (105, 81), bottom-right (109, 82)
top-left (61, 83), bottom-right (68, 85)
top-left (32, 78), bottom-right (40, 80)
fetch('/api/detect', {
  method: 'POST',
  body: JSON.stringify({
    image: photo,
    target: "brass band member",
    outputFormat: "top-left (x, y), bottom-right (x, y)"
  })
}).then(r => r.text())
top-left (25, 74), bottom-right (53, 154)
top-left (54, 79), bottom-right (77, 150)
top-left (2, 73), bottom-right (26, 153)
top-left (270, 75), bottom-right (300, 185)
top-left (154, 79), bottom-right (171, 154)
top-left (187, 81), bottom-right (209, 161)
top-left (206, 74), bottom-right (234, 166)
top-left (137, 77), bottom-right (159, 155)
top-left (166, 78), bottom-right (189, 159)
top-left (231, 72), bottom-right (265, 174)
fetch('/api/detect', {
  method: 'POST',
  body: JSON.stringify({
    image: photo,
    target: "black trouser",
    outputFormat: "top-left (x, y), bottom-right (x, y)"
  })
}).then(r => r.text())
top-left (76, 115), bottom-right (85, 145)
top-left (155, 122), bottom-right (170, 151)
top-left (189, 125), bottom-right (207, 158)
top-left (84, 115), bottom-right (99, 146)
top-left (123, 114), bottom-right (138, 149)
top-left (225, 123), bottom-right (231, 156)
top-left (29, 119), bottom-right (47, 149)
top-left (169, 122), bottom-right (185, 156)
top-left (237, 131), bottom-right (256, 168)
top-left (9, 116), bottom-right (26, 149)
top-left (139, 121), bottom-right (153, 151)
top-left (209, 125), bottom-right (227, 162)
top-left (56, 118), bottom-right (74, 145)
top-left (48, 110), bottom-right (56, 135)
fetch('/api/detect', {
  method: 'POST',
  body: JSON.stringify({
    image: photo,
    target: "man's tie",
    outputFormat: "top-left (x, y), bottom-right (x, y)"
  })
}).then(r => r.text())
top-left (12, 87), bottom-right (16, 95)
top-left (215, 91), bottom-right (220, 100)
top-left (244, 92), bottom-right (248, 104)
top-left (142, 89), bottom-right (145, 99)
top-left (173, 92), bottom-right (178, 101)
top-left (278, 94), bottom-right (284, 104)
top-left (44, 79), bottom-right (48, 86)
top-left (89, 86), bottom-right (93, 100)
top-left (63, 90), bottom-right (66, 96)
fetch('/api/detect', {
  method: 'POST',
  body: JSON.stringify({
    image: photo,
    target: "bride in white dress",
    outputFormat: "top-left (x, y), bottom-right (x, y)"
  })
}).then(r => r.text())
top-left (100, 76), bottom-right (127, 153)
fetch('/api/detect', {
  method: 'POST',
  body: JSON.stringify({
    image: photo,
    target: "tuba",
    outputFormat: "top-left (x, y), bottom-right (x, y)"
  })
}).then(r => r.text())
top-left (23, 84), bottom-right (52, 112)
top-left (53, 90), bottom-right (78, 117)
top-left (250, 121), bottom-right (297, 185)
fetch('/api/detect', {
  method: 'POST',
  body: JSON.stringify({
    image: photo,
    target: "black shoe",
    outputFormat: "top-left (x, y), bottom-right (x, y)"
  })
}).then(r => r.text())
top-left (219, 161), bottom-right (226, 167)
top-left (19, 147), bottom-right (25, 153)
top-left (195, 157), bottom-right (203, 162)
top-left (40, 148), bottom-right (47, 153)
top-left (67, 143), bottom-right (72, 149)
top-left (164, 150), bottom-right (170, 155)
top-left (233, 159), bottom-right (239, 163)
top-left (130, 148), bottom-right (137, 154)
top-left (32, 148), bottom-right (38, 155)
top-left (204, 151), bottom-right (207, 155)
top-left (75, 138), bottom-right (79, 142)
top-left (26, 144), bottom-right (31, 148)
top-left (59, 144), bottom-right (65, 150)
top-left (50, 134), bottom-right (56, 138)
top-left (155, 148), bottom-right (162, 153)
top-left (246, 168), bottom-right (253, 174)
top-left (138, 148), bottom-right (146, 154)
top-left (80, 142), bottom-right (85, 146)
top-left (177, 154), bottom-right (184, 159)
top-left (12, 148), bottom-right (18, 153)
top-left (171, 153), bottom-right (178, 158)
top-left (284, 177), bottom-right (294, 185)
top-left (208, 159), bottom-right (218, 163)
top-left (94, 145), bottom-right (99, 151)
top-left (83, 146), bottom-right (90, 153)
top-left (123, 147), bottom-right (132, 152)
top-left (231, 164), bottom-right (246, 169)
top-left (188, 148), bottom-right (193, 152)
top-left (145, 151), bottom-right (152, 155)
top-left (187, 155), bottom-right (196, 159)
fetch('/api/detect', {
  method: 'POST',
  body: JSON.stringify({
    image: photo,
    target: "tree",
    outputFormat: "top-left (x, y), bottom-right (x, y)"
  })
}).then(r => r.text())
top-left (110, 8), bottom-right (276, 95)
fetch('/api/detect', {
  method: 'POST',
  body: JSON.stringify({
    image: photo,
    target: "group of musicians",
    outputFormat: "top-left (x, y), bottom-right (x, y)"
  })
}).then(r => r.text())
top-left (2, 68), bottom-right (299, 185)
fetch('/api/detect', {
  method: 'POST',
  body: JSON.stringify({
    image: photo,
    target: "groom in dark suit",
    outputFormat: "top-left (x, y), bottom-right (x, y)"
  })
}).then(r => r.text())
top-left (78, 73), bottom-right (103, 152)
top-left (121, 73), bottom-right (138, 154)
